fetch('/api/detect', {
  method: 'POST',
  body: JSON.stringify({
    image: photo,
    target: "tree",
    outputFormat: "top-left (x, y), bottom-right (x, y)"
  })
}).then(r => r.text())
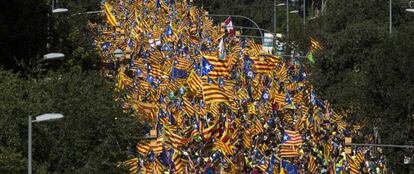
top-left (306, 0), bottom-right (414, 172)
top-left (194, 0), bottom-right (310, 54)
top-left (0, 69), bottom-right (144, 173)
top-left (0, 0), bottom-right (48, 72)
top-left (0, 0), bottom-right (103, 74)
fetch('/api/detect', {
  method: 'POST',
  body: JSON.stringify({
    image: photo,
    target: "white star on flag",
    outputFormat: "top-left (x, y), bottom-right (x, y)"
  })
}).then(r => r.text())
top-left (205, 64), bottom-right (211, 70)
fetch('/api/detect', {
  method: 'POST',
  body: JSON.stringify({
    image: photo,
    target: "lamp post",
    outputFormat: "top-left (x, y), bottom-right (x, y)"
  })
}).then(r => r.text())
top-left (28, 113), bottom-right (64, 174)
top-left (390, 0), bottom-right (392, 34)
top-left (43, 53), bottom-right (65, 60)
top-left (46, 0), bottom-right (68, 59)
top-left (286, 0), bottom-right (289, 38)
top-left (51, 0), bottom-right (68, 14)
top-left (389, 0), bottom-right (414, 34)
top-left (287, 10), bottom-right (299, 38)
top-left (406, 9), bottom-right (414, 13)
top-left (303, 0), bottom-right (306, 26)
top-left (285, 1), bottom-right (300, 38)
top-left (274, 1), bottom-right (286, 36)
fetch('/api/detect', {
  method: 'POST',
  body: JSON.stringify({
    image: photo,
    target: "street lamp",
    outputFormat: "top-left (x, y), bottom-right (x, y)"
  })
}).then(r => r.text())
top-left (286, 0), bottom-right (289, 38)
top-left (303, 0), bottom-right (306, 26)
top-left (52, 8), bottom-right (68, 14)
top-left (406, 9), bottom-right (414, 13)
top-left (285, 1), bottom-right (300, 38)
top-left (274, 1), bottom-right (286, 36)
top-left (389, 0), bottom-right (414, 34)
top-left (46, 0), bottom-right (68, 58)
top-left (51, 0), bottom-right (68, 14)
top-left (42, 53), bottom-right (65, 60)
top-left (28, 113), bottom-right (64, 174)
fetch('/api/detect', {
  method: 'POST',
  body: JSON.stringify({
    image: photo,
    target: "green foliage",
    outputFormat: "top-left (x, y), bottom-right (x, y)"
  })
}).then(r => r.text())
top-left (0, 146), bottom-right (27, 173)
top-left (306, 0), bottom-right (414, 172)
top-left (0, 0), bottom-right (102, 73)
top-left (0, 0), bottom-right (48, 72)
top-left (49, 0), bottom-right (102, 71)
top-left (0, 69), bottom-right (144, 173)
top-left (195, 0), bottom-right (303, 39)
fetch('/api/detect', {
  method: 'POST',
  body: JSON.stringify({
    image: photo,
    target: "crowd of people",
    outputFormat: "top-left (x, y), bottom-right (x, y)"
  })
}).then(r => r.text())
top-left (96, 0), bottom-right (387, 173)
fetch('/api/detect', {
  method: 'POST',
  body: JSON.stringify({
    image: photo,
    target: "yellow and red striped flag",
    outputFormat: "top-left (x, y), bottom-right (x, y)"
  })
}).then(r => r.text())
top-left (310, 37), bottom-right (322, 52)
top-left (202, 81), bottom-right (229, 104)
top-left (153, 159), bottom-right (165, 174)
top-left (213, 140), bottom-right (235, 155)
top-left (276, 64), bottom-right (288, 82)
top-left (209, 103), bottom-right (220, 118)
top-left (278, 145), bottom-right (300, 157)
top-left (247, 39), bottom-right (262, 55)
top-left (149, 64), bottom-right (163, 79)
top-left (307, 155), bottom-right (317, 173)
top-left (103, 2), bottom-right (118, 26)
top-left (136, 142), bottom-right (150, 156)
top-left (202, 119), bottom-right (218, 140)
top-left (272, 92), bottom-right (286, 105)
top-left (220, 115), bottom-right (231, 143)
top-left (243, 130), bottom-right (252, 148)
top-left (248, 103), bottom-right (257, 115)
top-left (186, 71), bottom-right (202, 94)
top-left (355, 150), bottom-right (365, 165)
top-left (250, 55), bottom-right (279, 73)
top-left (295, 115), bottom-right (306, 131)
top-left (124, 158), bottom-right (138, 173)
top-left (150, 137), bottom-right (164, 155)
top-left (257, 156), bottom-right (269, 172)
top-left (133, 102), bottom-right (158, 120)
top-left (182, 98), bottom-right (196, 116)
top-left (165, 129), bottom-right (189, 148)
top-left (282, 130), bottom-right (303, 146)
top-left (254, 119), bottom-right (265, 135)
top-left (203, 55), bottom-right (229, 78)
top-left (175, 57), bottom-right (193, 70)
top-left (172, 152), bottom-right (185, 173)
top-left (346, 154), bottom-right (360, 174)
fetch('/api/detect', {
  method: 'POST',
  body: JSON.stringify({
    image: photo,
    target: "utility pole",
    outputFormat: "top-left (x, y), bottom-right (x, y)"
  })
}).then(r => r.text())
top-left (303, 0), bottom-right (306, 26)
top-left (28, 116), bottom-right (32, 174)
top-left (390, 0), bottom-right (392, 34)
top-left (286, 0), bottom-right (289, 38)
top-left (321, 0), bottom-right (324, 14)
top-left (274, 0), bottom-right (277, 35)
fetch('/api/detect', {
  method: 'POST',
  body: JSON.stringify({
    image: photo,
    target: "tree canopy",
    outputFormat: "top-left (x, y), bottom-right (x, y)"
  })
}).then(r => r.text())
top-left (306, 0), bottom-right (414, 172)
top-left (0, 69), bottom-right (144, 173)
